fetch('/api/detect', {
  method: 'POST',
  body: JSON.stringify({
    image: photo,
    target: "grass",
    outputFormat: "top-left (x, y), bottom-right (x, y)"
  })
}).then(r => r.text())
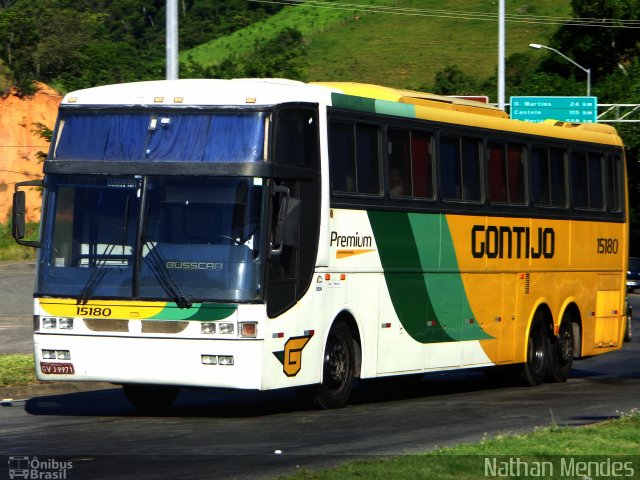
top-left (0, 221), bottom-right (37, 261)
top-left (306, 0), bottom-right (570, 90)
top-left (0, 354), bottom-right (36, 387)
top-left (182, 0), bottom-right (377, 66)
top-left (278, 413), bottom-right (640, 479)
top-left (183, 0), bottom-right (571, 92)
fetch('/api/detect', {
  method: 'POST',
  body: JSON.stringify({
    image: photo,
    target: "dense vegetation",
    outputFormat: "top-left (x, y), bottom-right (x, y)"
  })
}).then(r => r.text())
top-left (0, 0), bottom-right (639, 253)
top-left (0, 0), bottom-right (282, 93)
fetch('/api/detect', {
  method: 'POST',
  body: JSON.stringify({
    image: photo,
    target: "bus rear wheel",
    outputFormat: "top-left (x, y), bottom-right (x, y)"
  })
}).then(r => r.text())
top-left (310, 321), bottom-right (355, 409)
top-left (516, 313), bottom-right (549, 386)
top-left (123, 384), bottom-right (180, 413)
top-left (547, 316), bottom-right (574, 383)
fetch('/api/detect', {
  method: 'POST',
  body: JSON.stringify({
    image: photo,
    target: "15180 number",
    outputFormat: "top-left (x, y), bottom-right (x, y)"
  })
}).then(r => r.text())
top-left (76, 306), bottom-right (112, 316)
top-left (597, 238), bottom-right (619, 254)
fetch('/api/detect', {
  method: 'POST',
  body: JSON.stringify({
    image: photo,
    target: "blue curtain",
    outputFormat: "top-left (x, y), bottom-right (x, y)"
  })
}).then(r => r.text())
top-left (203, 114), bottom-right (264, 162)
top-left (55, 113), bottom-right (148, 161)
top-left (54, 112), bottom-right (265, 163)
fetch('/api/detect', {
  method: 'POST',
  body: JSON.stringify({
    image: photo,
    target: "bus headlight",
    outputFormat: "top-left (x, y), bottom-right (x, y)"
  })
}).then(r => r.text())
top-left (42, 318), bottom-right (57, 329)
top-left (201, 323), bottom-right (216, 334)
top-left (218, 356), bottom-right (234, 365)
top-left (58, 318), bottom-right (74, 329)
top-left (219, 323), bottom-right (234, 335)
top-left (56, 350), bottom-right (71, 360)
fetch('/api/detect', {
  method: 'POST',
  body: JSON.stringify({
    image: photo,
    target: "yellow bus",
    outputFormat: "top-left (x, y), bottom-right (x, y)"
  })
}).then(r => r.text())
top-left (13, 79), bottom-right (628, 411)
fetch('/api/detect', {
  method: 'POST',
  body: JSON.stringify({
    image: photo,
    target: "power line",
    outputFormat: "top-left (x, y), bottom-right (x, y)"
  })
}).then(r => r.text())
top-left (250, 0), bottom-right (640, 29)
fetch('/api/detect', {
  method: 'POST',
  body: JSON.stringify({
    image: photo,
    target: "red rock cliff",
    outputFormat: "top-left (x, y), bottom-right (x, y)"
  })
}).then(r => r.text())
top-left (0, 84), bottom-right (62, 222)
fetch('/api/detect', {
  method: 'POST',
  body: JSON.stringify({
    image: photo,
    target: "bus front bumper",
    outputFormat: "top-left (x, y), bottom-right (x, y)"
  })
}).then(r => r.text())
top-left (33, 333), bottom-right (264, 390)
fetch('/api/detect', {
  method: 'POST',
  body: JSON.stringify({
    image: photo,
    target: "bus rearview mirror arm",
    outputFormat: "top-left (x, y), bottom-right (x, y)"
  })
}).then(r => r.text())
top-left (12, 180), bottom-right (43, 248)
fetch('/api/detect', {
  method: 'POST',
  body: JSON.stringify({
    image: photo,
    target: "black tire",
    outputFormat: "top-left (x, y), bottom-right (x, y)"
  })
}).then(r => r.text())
top-left (515, 313), bottom-right (549, 386)
top-left (546, 316), bottom-right (574, 383)
top-left (123, 384), bottom-right (180, 413)
top-left (310, 321), bottom-right (355, 409)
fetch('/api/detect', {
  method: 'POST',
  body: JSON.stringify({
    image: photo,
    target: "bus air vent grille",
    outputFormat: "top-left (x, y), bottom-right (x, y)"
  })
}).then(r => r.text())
top-left (141, 320), bottom-right (189, 334)
top-left (84, 319), bottom-right (129, 332)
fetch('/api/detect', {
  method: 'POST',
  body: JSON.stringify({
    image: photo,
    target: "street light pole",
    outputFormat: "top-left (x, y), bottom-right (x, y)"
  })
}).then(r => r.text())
top-left (498, 0), bottom-right (505, 110)
top-left (529, 43), bottom-right (590, 96)
top-left (166, 0), bottom-right (179, 80)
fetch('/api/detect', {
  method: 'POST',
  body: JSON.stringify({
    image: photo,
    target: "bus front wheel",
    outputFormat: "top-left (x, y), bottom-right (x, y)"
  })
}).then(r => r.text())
top-left (516, 313), bottom-right (549, 386)
top-left (123, 384), bottom-right (180, 413)
top-left (309, 321), bottom-right (355, 409)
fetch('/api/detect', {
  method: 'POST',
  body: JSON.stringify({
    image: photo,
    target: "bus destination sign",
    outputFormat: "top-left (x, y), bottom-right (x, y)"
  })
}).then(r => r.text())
top-left (509, 96), bottom-right (598, 123)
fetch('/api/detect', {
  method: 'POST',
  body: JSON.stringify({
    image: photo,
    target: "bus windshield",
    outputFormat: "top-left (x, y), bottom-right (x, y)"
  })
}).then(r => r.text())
top-left (37, 175), bottom-right (265, 304)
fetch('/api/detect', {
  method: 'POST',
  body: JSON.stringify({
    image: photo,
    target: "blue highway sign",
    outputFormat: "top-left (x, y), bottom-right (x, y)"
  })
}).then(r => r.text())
top-left (509, 96), bottom-right (598, 123)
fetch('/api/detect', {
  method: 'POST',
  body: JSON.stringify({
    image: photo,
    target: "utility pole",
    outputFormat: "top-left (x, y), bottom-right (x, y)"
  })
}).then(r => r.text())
top-left (498, 0), bottom-right (505, 110)
top-left (166, 0), bottom-right (178, 80)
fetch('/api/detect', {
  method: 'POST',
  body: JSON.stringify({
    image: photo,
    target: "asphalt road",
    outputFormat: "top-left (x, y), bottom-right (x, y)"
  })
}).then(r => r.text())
top-left (1, 262), bottom-right (639, 480)
top-left (0, 262), bottom-right (35, 355)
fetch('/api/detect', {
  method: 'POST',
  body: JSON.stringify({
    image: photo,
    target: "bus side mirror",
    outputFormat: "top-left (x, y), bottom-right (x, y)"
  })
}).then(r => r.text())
top-left (12, 180), bottom-right (43, 248)
top-left (270, 185), bottom-right (300, 256)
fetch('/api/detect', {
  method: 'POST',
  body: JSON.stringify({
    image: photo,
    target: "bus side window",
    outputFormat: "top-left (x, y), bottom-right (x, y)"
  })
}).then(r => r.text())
top-left (571, 151), bottom-right (604, 210)
top-left (606, 154), bottom-right (623, 212)
top-left (440, 135), bottom-right (481, 202)
top-left (488, 142), bottom-right (507, 202)
top-left (549, 148), bottom-right (567, 207)
top-left (488, 142), bottom-right (526, 205)
top-left (329, 120), bottom-right (381, 195)
top-left (356, 124), bottom-right (381, 194)
top-left (274, 108), bottom-right (318, 168)
top-left (461, 138), bottom-right (481, 201)
top-left (440, 136), bottom-right (461, 200)
top-left (532, 146), bottom-right (567, 207)
top-left (388, 129), bottom-right (411, 196)
top-left (329, 121), bottom-right (355, 192)
top-left (411, 131), bottom-right (434, 199)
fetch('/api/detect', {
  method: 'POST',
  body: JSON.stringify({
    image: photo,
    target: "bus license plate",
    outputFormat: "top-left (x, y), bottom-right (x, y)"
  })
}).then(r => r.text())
top-left (40, 362), bottom-right (75, 375)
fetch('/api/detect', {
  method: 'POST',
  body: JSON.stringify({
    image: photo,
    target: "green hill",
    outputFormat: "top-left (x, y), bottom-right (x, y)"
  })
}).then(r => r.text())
top-left (183, 0), bottom-right (570, 93)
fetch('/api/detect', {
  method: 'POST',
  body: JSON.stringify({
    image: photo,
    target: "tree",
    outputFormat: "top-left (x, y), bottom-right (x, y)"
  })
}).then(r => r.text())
top-left (183, 27), bottom-right (308, 81)
top-left (430, 65), bottom-right (480, 96)
top-left (551, 0), bottom-right (640, 81)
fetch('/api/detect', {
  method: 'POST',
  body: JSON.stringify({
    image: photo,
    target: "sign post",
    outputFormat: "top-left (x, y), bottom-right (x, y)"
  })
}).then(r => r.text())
top-left (509, 96), bottom-right (598, 123)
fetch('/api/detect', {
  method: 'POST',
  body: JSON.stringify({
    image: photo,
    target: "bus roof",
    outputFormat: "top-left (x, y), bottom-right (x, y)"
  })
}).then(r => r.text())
top-left (61, 78), bottom-right (622, 147)
top-left (60, 78), bottom-right (336, 107)
top-left (318, 81), bottom-right (622, 147)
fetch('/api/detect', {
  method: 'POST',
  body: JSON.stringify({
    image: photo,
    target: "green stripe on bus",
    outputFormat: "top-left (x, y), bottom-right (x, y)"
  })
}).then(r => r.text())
top-left (331, 93), bottom-right (376, 113)
top-left (368, 211), bottom-right (492, 343)
top-left (375, 99), bottom-right (415, 118)
top-left (368, 211), bottom-right (453, 343)
top-left (151, 303), bottom-right (237, 321)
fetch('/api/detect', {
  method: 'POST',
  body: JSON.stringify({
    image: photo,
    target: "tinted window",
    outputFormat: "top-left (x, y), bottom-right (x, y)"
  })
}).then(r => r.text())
top-left (571, 151), bottom-right (604, 210)
top-left (387, 129), bottom-right (434, 199)
top-left (440, 135), bottom-right (482, 202)
top-left (274, 108), bottom-right (318, 169)
top-left (329, 120), bottom-right (381, 195)
top-left (488, 142), bottom-right (526, 204)
top-left (606, 155), bottom-right (623, 212)
top-left (531, 146), bottom-right (566, 207)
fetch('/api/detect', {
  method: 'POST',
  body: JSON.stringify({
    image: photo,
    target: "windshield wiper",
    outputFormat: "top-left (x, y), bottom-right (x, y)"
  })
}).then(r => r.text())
top-left (142, 239), bottom-right (192, 309)
top-left (77, 194), bottom-right (132, 305)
